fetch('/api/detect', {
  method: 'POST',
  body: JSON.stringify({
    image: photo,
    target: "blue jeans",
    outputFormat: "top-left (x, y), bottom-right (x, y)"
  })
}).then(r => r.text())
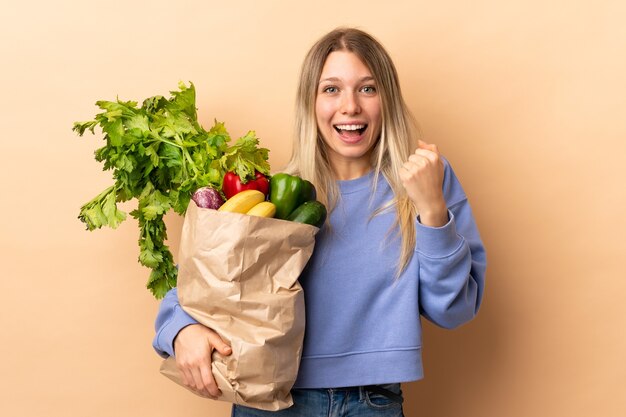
top-left (231, 384), bottom-right (404, 417)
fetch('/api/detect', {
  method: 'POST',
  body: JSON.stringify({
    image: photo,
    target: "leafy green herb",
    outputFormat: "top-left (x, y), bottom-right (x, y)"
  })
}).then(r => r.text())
top-left (74, 82), bottom-right (269, 298)
top-left (217, 131), bottom-right (271, 183)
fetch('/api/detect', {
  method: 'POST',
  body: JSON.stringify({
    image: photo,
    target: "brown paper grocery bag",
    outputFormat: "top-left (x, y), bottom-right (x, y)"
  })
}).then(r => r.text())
top-left (160, 201), bottom-right (318, 411)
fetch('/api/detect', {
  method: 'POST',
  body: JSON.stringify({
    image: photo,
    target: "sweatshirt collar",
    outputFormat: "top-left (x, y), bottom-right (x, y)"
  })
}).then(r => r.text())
top-left (337, 170), bottom-right (378, 194)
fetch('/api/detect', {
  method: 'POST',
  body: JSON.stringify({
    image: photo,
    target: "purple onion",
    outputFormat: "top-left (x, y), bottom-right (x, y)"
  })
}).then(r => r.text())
top-left (191, 186), bottom-right (224, 209)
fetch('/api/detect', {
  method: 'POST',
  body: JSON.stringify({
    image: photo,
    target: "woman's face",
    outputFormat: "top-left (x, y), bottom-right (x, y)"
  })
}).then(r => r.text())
top-left (315, 51), bottom-right (382, 179)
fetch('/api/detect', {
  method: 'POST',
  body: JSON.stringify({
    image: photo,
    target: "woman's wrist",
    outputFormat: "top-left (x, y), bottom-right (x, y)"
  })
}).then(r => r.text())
top-left (417, 201), bottom-right (448, 227)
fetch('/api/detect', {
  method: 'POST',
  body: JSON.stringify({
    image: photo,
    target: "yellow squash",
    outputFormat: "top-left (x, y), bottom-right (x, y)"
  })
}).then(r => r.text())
top-left (218, 190), bottom-right (265, 214)
top-left (246, 201), bottom-right (276, 218)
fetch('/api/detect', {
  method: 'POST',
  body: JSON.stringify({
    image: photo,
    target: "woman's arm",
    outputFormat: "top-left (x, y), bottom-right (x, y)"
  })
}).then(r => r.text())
top-left (153, 288), bottom-right (232, 398)
top-left (400, 141), bottom-right (487, 328)
top-left (153, 288), bottom-right (198, 358)
top-left (415, 195), bottom-right (487, 328)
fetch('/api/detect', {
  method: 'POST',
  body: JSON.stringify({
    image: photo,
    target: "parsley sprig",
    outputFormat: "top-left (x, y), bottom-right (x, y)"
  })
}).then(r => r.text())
top-left (74, 82), bottom-right (269, 298)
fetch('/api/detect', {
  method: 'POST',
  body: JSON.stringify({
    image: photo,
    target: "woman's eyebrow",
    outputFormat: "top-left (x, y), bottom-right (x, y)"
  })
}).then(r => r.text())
top-left (319, 76), bottom-right (376, 83)
top-left (319, 77), bottom-right (340, 83)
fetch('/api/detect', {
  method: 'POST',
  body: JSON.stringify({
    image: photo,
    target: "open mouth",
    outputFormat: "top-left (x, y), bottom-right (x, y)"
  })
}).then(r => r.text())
top-left (334, 124), bottom-right (367, 137)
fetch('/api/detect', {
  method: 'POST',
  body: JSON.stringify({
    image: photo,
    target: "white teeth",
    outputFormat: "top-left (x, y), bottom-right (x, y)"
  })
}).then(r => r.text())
top-left (335, 124), bottom-right (365, 131)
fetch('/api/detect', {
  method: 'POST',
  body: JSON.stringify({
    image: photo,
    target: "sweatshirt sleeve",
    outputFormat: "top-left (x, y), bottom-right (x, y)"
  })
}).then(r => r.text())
top-left (152, 287), bottom-right (199, 358)
top-left (415, 159), bottom-right (487, 329)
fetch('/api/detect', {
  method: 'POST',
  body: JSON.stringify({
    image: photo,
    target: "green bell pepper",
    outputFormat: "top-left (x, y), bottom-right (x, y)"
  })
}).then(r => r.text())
top-left (270, 173), bottom-right (316, 219)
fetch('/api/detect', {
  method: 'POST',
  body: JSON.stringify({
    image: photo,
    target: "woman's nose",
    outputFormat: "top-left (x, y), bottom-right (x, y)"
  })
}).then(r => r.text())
top-left (340, 92), bottom-right (361, 115)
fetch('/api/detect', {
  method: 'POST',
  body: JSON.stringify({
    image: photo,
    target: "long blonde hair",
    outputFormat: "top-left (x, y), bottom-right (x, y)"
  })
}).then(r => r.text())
top-left (284, 27), bottom-right (420, 275)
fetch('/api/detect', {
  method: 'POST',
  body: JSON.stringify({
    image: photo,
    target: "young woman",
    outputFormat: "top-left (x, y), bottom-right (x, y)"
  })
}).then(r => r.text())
top-left (153, 27), bottom-right (486, 416)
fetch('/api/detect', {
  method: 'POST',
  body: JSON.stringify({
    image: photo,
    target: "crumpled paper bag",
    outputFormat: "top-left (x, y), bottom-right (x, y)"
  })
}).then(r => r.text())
top-left (160, 201), bottom-right (318, 411)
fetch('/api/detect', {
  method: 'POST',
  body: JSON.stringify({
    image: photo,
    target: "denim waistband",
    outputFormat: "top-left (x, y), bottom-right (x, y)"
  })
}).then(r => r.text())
top-left (318, 384), bottom-right (404, 405)
top-left (363, 384), bottom-right (404, 404)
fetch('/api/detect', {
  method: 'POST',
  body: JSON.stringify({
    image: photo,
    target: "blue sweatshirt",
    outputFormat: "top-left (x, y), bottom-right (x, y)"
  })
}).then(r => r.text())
top-left (153, 159), bottom-right (486, 388)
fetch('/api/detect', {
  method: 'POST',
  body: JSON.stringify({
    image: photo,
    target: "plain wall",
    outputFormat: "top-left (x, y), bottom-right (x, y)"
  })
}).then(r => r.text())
top-left (1, 1), bottom-right (625, 416)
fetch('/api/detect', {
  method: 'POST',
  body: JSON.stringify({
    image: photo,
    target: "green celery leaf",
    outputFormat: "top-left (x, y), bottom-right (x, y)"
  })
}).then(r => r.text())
top-left (73, 120), bottom-right (99, 136)
top-left (139, 247), bottom-right (163, 268)
top-left (219, 131), bottom-right (270, 182)
top-left (101, 189), bottom-right (127, 228)
top-left (169, 81), bottom-right (197, 119)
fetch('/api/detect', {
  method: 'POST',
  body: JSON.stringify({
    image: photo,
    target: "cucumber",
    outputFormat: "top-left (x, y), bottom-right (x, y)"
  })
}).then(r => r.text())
top-left (287, 201), bottom-right (327, 228)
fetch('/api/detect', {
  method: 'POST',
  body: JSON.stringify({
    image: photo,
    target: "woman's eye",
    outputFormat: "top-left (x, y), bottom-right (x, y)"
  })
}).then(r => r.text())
top-left (361, 85), bottom-right (376, 94)
top-left (323, 86), bottom-right (338, 93)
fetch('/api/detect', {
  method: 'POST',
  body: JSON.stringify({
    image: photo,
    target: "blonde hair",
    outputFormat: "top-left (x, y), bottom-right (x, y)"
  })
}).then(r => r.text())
top-left (284, 27), bottom-right (420, 276)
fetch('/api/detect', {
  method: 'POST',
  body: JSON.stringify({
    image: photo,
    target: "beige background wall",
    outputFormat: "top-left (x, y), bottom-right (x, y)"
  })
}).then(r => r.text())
top-left (1, 1), bottom-right (624, 416)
